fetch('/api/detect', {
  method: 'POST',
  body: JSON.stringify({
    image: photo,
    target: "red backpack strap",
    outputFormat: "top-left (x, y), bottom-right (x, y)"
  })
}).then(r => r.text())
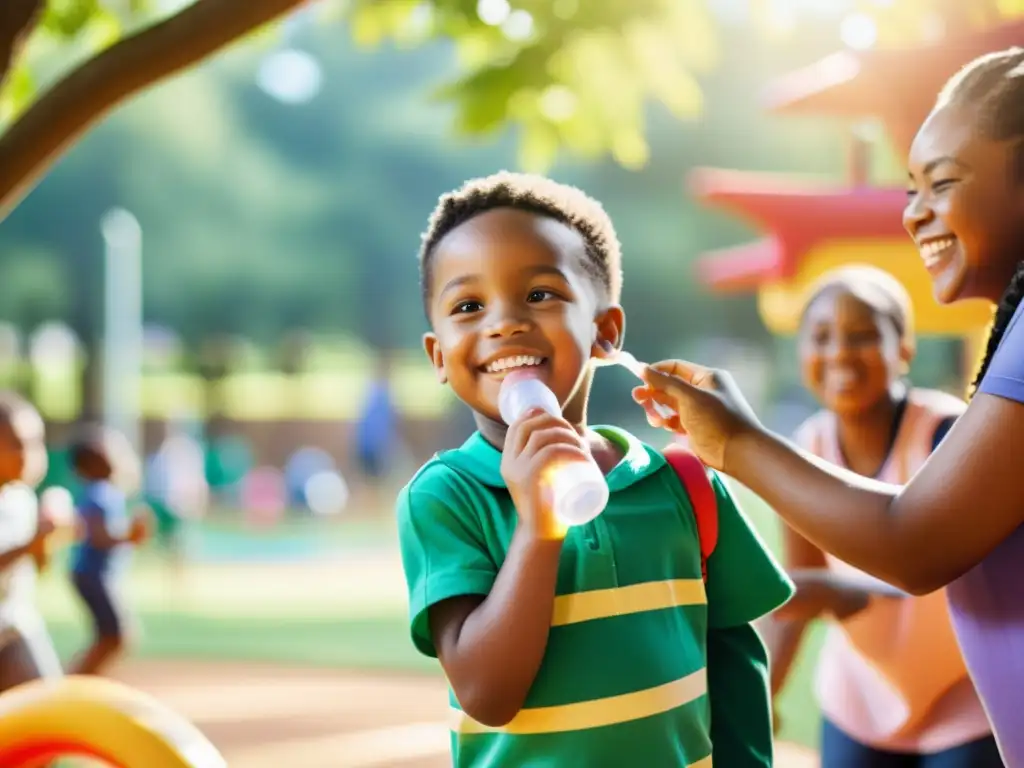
top-left (663, 443), bottom-right (718, 583)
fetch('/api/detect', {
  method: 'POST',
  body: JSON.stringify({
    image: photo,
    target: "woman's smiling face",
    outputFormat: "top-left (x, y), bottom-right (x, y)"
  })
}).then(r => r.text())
top-left (904, 103), bottom-right (1024, 305)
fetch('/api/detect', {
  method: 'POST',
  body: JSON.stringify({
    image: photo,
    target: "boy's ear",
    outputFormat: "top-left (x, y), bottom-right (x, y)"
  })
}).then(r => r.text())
top-left (591, 304), bottom-right (625, 361)
top-left (422, 332), bottom-right (447, 384)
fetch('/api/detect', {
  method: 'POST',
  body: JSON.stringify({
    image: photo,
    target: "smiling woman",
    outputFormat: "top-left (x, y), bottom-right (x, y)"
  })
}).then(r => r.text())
top-left (904, 50), bottom-right (1024, 308)
top-left (634, 46), bottom-right (1024, 766)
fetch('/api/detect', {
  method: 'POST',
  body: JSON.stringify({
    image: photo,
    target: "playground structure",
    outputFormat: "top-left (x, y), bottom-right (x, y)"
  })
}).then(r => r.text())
top-left (691, 17), bottom-right (1024, 379)
top-left (0, 675), bottom-right (225, 766)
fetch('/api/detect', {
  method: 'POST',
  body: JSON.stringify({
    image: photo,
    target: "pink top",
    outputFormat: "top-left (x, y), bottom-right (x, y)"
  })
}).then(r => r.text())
top-left (793, 389), bottom-right (992, 752)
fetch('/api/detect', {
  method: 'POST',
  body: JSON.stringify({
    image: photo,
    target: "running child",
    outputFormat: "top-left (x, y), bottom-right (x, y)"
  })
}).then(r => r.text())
top-left (0, 392), bottom-right (62, 691)
top-left (67, 426), bottom-right (149, 675)
top-left (766, 266), bottom-right (997, 766)
top-left (397, 172), bottom-right (794, 767)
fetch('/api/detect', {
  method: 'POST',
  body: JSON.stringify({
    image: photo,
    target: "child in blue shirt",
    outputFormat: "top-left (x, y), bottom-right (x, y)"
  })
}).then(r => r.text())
top-left (67, 426), bottom-right (148, 675)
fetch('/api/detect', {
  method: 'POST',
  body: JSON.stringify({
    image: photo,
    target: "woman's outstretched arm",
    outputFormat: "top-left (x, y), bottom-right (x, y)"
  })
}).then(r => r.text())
top-left (638, 364), bottom-right (1024, 594)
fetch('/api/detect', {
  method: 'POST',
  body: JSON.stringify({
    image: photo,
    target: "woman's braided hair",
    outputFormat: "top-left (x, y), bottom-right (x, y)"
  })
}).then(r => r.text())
top-left (936, 48), bottom-right (1024, 399)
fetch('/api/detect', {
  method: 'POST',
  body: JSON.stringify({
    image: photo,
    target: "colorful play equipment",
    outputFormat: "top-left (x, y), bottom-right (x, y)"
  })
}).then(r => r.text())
top-left (0, 675), bottom-right (226, 767)
top-left (691, 17), bottom-right (1024, 383)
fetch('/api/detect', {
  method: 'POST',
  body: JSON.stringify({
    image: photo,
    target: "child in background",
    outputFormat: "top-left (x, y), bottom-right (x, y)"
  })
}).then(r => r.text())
top-left (765, 266), bottom-right (997, 766)
top-left (0, 392), bottom-right (62, 691)
top-left (397, 172), bottom-right (794, 767)
top-left (67, 426), bottom-right (149, 676)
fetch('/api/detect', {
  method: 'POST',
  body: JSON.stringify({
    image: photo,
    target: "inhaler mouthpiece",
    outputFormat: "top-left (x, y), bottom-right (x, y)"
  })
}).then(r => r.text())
top-left (499, 371), bottom-right (609, 527)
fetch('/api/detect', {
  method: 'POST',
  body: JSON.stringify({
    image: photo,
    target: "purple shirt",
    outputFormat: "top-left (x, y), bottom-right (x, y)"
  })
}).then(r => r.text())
top-left (948, 300), bottom-right (1024, 765)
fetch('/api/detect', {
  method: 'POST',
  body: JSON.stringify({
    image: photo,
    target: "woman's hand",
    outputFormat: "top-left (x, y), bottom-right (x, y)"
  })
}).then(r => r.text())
top-left (773, 575), bottom-right (873, 622)
top-left (634, 359), bottom-right (762, 471)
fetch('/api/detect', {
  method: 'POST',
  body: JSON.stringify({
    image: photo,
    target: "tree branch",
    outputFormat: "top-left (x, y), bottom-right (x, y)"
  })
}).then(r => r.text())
top-left (0, 0), bottom-right (43, 91)
top-left (0, 0), bottom-right (307, 219)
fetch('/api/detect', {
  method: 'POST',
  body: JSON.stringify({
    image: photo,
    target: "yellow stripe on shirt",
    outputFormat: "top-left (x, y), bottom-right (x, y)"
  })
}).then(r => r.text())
top-left (450, 667), bottom-right (707, 735)
top-left (551, 578), bottom-right (706, 627)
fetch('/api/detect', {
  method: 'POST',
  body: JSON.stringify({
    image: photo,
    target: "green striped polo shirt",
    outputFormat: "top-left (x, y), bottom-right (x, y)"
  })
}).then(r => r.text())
top-left (397, 427), bottom-right (792, 767)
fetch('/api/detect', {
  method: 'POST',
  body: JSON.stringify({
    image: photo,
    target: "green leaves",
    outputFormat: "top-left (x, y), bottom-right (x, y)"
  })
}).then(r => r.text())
top-left (0, 63), bottom-right (34, 122)
top-left (345, 0), bottom-right (717, 173)
top-left (41, 0), bottom-right (102, 38)
top-left (0, 0), bottom-right (158, 124)
top-left (348, 0), bottom-right (430, 47)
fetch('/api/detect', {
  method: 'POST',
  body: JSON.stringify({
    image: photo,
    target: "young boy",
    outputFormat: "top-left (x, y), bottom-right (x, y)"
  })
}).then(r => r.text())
top-left (67, 426), bottom-right (148, 675)
top-left (397, 172), bottom-right (794, 766)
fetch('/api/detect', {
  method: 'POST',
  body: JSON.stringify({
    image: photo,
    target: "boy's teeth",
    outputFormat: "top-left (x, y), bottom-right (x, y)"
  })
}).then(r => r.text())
top-left (486, 355), bottom-right (543, 373)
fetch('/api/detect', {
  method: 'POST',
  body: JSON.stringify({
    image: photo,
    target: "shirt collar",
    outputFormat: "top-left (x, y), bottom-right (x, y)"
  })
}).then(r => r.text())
top-left (437, 426), bottom-right (666, 492)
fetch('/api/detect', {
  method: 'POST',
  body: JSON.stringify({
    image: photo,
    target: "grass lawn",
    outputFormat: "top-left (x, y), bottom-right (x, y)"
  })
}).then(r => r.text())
top-left (40, 486), bottom-right (827, 749)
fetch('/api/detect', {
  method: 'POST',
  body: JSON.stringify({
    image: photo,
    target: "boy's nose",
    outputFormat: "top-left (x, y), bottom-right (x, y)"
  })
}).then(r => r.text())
top-left (487, 315), bottom-right (531, 338)
top-left (485, 306), bottom-right (532, 338)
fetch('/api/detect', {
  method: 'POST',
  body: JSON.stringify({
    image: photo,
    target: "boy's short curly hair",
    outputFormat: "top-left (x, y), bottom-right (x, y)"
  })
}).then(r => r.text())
top-left (418, 171), bottom-right (623, 311)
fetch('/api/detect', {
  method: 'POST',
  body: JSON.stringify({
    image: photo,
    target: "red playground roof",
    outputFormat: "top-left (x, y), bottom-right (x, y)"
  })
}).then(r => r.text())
top-left (762, 19), bottom-right (1024, 120)
top-left (693, 17), bottom-right (1024, 292)
top-left (689, 168), bottom-right (907, 289)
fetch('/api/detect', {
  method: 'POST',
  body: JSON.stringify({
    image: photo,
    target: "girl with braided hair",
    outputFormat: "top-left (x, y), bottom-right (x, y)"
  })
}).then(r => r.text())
top-left (634, 46), bottom-right (1024, 764)
top-left (768, 266), bottom-right (996, 766)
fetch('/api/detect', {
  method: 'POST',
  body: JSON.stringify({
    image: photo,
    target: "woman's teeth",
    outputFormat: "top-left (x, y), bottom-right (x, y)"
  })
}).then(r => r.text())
top-left (485, 355), bottom-right (544, 373)
top-left (921, 237), bottom-right (955, 268)
top-left (827, 369), bottom-right (857, 389)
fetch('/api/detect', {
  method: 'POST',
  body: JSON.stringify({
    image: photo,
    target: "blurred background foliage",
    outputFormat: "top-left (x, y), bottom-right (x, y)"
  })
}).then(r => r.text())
top-left (0, 0), bottom-right (1016, 420)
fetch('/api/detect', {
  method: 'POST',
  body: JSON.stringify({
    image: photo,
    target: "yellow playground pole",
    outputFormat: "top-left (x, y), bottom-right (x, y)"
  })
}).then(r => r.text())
top-left (0, 675), bottom-right (226, 767)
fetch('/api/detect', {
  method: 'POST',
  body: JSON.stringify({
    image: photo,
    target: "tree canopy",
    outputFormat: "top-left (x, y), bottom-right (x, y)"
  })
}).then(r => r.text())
top-left (4, 0), bottom-right (1015, 222)
top-left (0, 0), bottom-right (721, 218)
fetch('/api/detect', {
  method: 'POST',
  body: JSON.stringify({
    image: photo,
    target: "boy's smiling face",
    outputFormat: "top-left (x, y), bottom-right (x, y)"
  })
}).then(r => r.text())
top-left (423, 208), bottom-right (624, 432)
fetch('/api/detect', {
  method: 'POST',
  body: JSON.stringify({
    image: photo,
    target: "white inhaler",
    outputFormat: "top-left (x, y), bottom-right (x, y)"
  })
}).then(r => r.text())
top-left (498, 371), bottom-right (610, 527)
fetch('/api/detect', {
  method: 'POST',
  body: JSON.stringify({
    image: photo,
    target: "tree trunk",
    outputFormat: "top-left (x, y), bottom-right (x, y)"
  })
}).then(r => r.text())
top-left (0, 0), bottom-right (307, 221)
top-left (0, 0), bottom-right (306, 423)
top-left (0, 0), bottom-right (43, 91)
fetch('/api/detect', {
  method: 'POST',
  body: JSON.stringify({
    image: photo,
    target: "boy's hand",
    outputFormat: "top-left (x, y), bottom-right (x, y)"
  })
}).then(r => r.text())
top-left (501, 408), bottom-right (589, 541)
top-left (28, 515), bottom-right (56, 571)
top-left (32, 515), bottom-right (57, 543)
top-left (128, 513), bottom-right (152, 544)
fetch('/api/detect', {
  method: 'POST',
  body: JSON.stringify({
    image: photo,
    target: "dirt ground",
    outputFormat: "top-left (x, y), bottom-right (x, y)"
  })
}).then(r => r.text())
top-left (115, 659), bottom-right (819, 768)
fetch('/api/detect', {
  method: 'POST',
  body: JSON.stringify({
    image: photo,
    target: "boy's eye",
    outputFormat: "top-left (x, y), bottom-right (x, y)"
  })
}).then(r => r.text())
top-left (527, 289), bottom-right (555, 302)
top-left (452, 300), bottom-right (482, 315)
top-left (932, 178), bottom-right (957, 192)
